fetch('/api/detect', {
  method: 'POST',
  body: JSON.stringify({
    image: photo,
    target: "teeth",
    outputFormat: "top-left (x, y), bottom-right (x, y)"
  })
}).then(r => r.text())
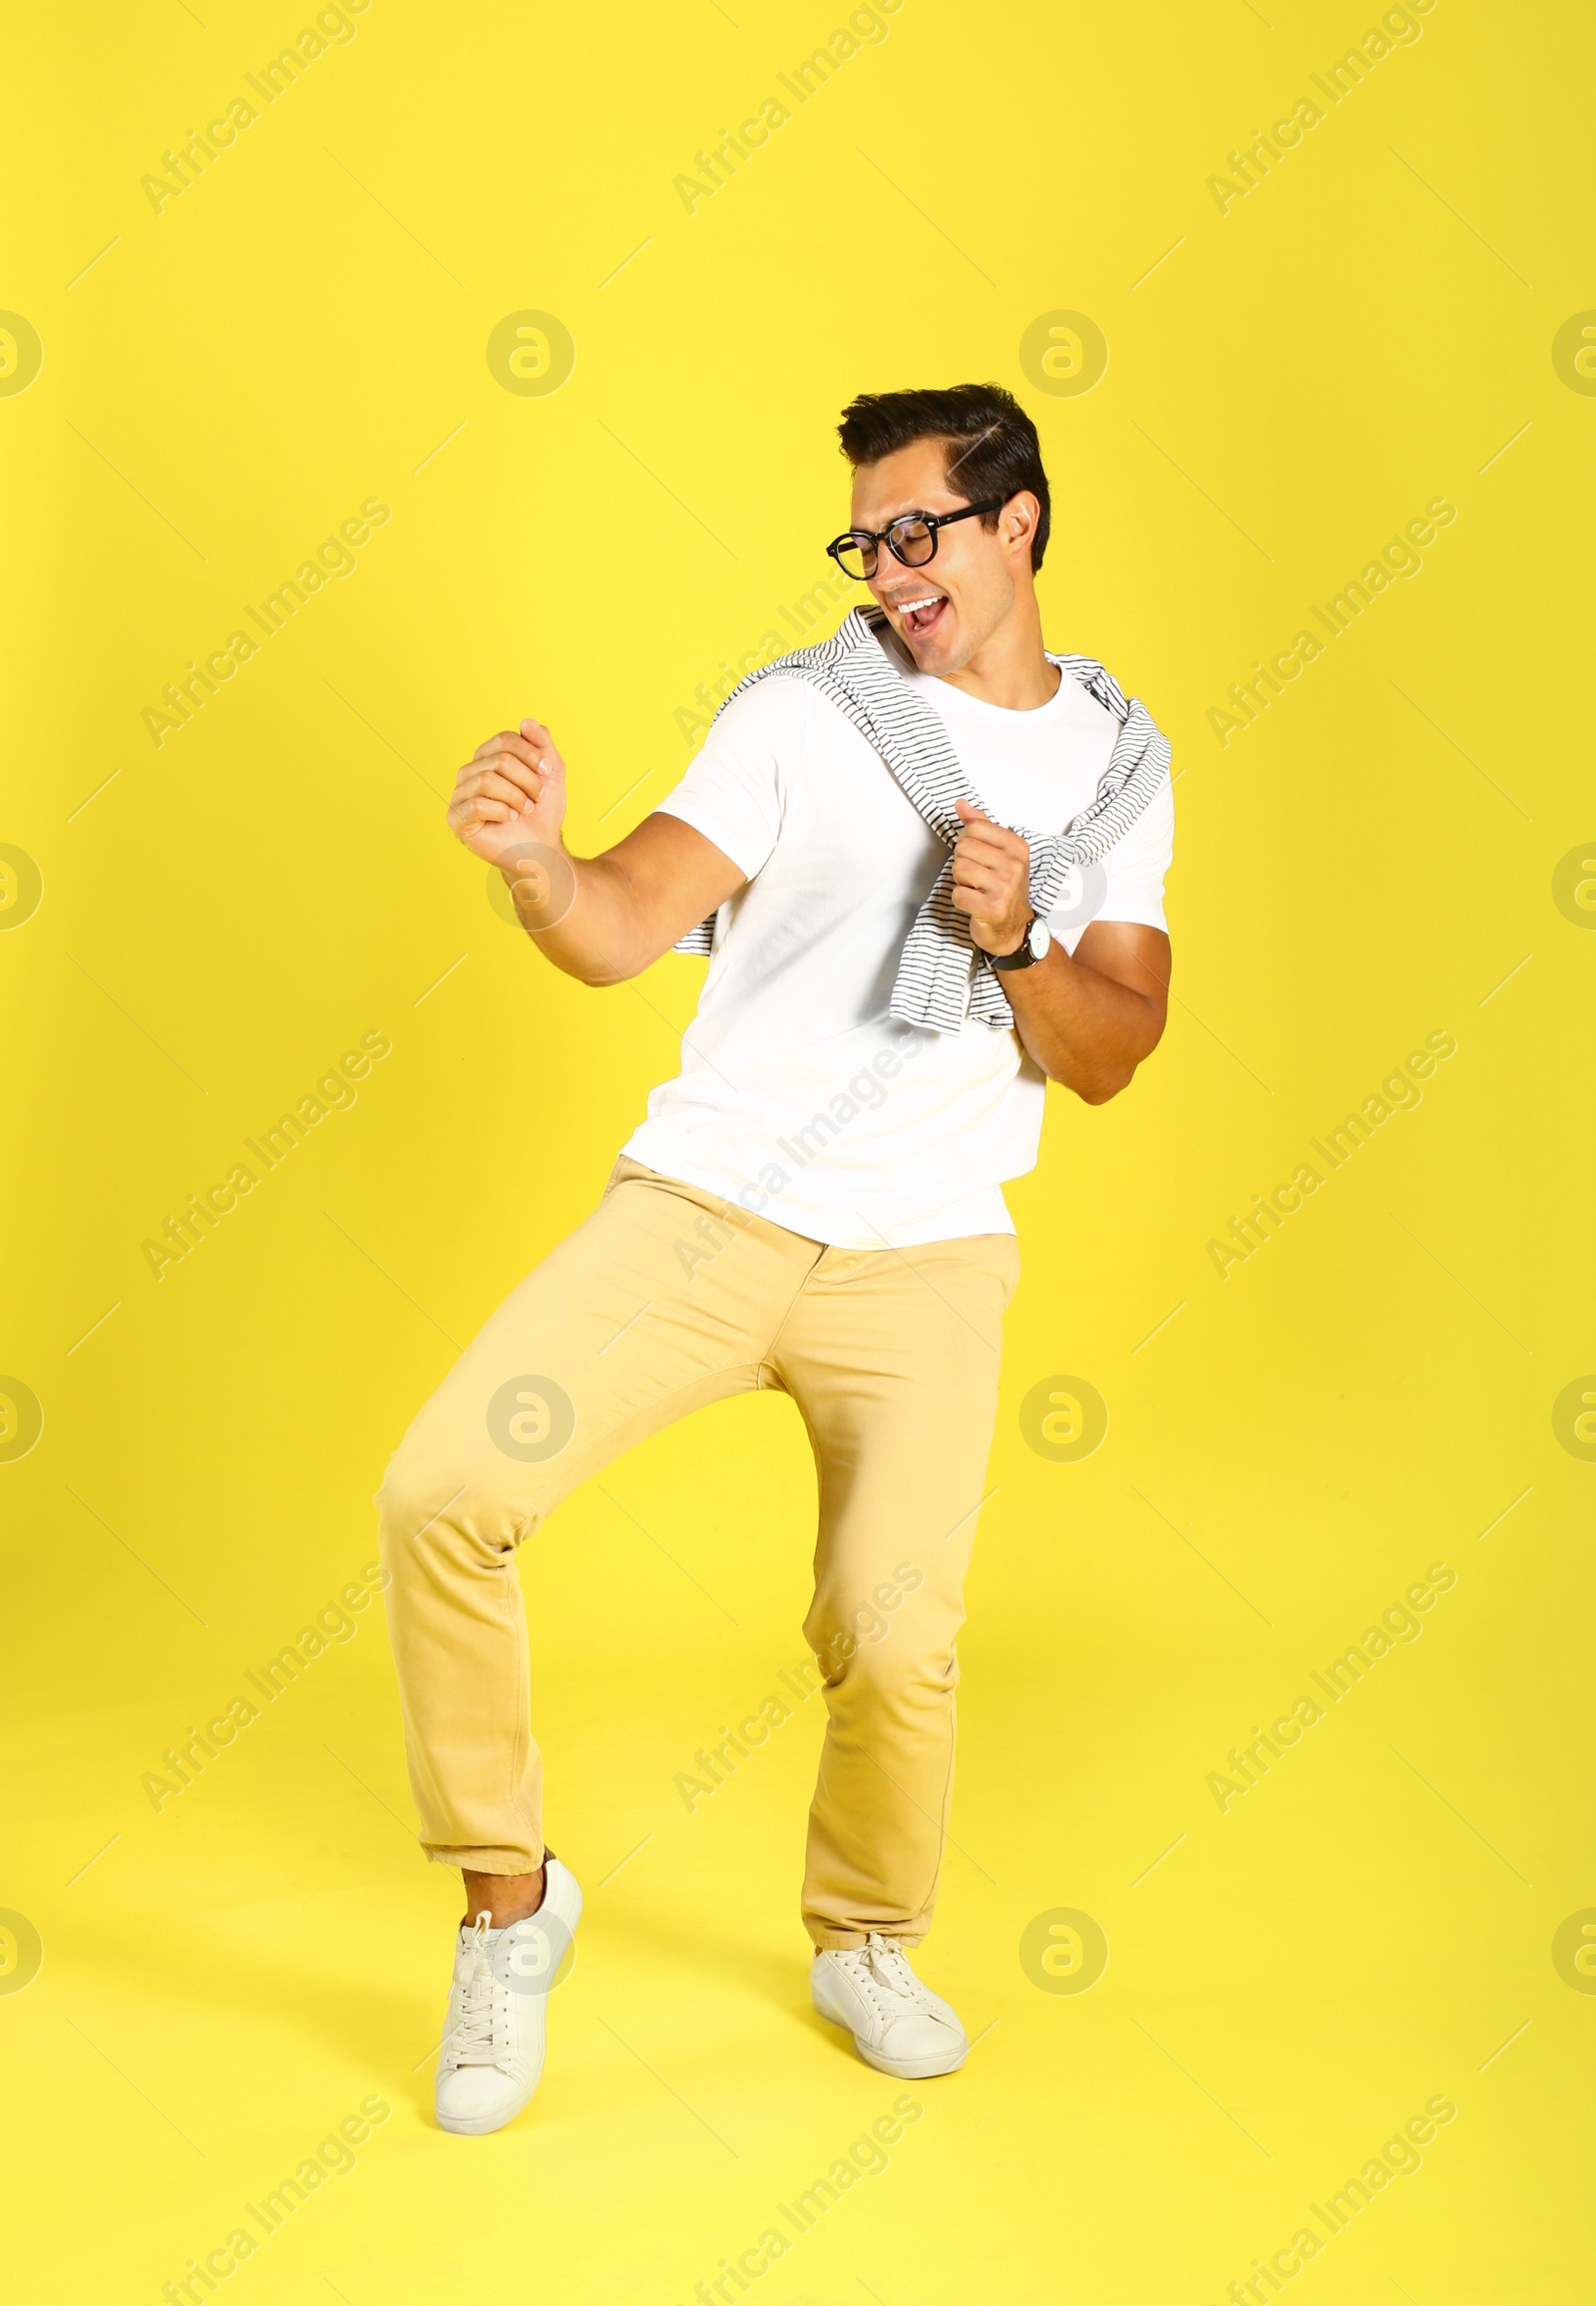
top-left (900, 596), bottom-right (944, 613)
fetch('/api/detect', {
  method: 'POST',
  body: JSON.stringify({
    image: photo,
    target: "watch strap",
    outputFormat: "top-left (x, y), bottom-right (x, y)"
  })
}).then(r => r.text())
top-left (989, 915), bottom-right (1042, 972)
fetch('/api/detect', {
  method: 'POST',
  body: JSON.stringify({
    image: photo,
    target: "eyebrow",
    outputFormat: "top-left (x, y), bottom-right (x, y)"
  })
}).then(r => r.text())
top-left (848, 504), bottom-right (937, 529)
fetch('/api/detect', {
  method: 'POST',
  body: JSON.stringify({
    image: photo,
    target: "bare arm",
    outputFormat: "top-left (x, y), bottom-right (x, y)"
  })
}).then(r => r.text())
top-left (447, 717), bottom-right (746, 984)
top-left (949, 797), bottom-right (1170, 1102)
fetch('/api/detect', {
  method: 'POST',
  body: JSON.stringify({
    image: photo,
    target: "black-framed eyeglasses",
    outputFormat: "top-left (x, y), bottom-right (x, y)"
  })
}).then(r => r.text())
top-left (825, 497), bottom-right (1004, 581)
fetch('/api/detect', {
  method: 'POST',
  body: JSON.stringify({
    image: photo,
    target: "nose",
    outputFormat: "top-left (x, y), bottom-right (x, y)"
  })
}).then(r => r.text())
top-left (871, 555), bottom-right (924, 599)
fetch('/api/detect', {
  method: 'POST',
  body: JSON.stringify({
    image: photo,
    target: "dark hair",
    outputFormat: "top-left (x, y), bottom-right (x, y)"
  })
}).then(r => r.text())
top-left (835, 382), bottom-right (1050, 572)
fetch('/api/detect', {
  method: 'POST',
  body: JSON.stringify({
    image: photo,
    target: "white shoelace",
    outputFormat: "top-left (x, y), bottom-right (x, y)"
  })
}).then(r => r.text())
top-left (830, 1932), bottom-right (932, 2022)
top-left (442, 1916), bottom-right (510, 2071)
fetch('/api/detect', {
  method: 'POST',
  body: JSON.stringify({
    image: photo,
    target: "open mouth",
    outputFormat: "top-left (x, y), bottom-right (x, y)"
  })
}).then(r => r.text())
top-left (892, 590), bottom-right (949, 637)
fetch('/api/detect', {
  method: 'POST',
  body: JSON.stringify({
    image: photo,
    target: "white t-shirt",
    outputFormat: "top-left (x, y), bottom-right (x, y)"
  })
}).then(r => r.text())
top-left (621, 645), bottom-right (1174, 1248)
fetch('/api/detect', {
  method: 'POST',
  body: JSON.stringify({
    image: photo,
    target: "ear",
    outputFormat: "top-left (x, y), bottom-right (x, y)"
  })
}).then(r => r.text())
top-left (1004, 491), bottom-right (1040, 552)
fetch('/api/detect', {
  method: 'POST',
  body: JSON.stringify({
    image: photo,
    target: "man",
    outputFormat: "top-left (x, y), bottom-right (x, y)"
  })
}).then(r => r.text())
top-left (376, 381), bottom-right (1174, 2135)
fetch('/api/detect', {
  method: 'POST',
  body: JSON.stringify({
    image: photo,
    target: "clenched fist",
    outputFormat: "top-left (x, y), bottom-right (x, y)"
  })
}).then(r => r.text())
top-left (447, 718), bottom-right (568, 865)
top-left (951, 796), bottom-right (1033, 956)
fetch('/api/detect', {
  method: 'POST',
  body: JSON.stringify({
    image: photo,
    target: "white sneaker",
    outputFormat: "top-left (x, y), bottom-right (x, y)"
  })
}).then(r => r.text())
top-left (811, 1931), bottom-right (969, 2080)
top-left (434, 1856), bottom-right (582, 2135)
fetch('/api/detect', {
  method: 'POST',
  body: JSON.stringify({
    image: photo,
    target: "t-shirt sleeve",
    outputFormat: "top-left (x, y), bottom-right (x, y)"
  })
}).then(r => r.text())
top-left (1092, 772), bottom-right (1174, 934)
top-left (651, 676), bottom-right (810, 882)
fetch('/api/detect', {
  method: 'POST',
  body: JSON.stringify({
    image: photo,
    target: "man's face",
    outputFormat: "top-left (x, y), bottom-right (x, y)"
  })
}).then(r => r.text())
top-left (849, 437), bottom-right (1020, 673)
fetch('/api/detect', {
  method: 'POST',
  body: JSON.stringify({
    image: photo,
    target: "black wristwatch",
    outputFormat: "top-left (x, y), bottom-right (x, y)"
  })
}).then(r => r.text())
top-left (988, 913), bottom-right (1052, 971)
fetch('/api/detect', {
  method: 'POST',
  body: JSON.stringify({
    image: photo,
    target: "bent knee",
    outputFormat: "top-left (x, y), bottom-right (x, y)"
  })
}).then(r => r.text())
top-left (810, 1625), bottom-right (957, 1705)
top-left (376, 1439), bottom-right (537, 1573)
top-left (806, 1582), bottom-right (956, 1679)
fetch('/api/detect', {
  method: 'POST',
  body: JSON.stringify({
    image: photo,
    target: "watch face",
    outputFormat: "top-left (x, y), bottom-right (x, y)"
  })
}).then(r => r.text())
top-left (1029, 916), bottom-right (1051, 960)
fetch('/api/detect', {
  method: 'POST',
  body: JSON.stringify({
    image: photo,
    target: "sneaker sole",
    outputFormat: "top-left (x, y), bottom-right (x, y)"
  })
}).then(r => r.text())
top-left (436, 2080), bottom-right (542, 2137)
top-left (811, 1982), bottom-right (968, 2080)
top-left (845, 2030), bottom-right (969, 2081)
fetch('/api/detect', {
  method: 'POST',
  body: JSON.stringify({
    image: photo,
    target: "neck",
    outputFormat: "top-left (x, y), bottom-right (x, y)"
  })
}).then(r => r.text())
top-left (925, 583), bottom-right (1059, 710)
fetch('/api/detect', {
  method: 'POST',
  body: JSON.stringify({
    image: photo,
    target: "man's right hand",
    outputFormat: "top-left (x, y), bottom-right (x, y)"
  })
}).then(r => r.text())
top-left (443, 715), bottom-right (746, 985)
top-left (447, 718), bottom-right (568, 864)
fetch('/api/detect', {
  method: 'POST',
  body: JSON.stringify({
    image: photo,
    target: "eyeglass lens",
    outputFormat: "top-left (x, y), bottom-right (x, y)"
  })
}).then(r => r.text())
top-left (835, 515), bottom-right (935, 577)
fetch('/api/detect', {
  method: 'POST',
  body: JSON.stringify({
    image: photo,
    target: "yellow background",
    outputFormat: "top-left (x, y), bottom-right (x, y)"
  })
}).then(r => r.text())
top-left (3, 0), bottom-right (1592, 2298)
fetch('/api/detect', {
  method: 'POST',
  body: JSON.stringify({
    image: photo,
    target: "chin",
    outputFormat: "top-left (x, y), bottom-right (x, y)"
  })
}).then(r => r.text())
top-left (909, 620), bottom-right (961, 668)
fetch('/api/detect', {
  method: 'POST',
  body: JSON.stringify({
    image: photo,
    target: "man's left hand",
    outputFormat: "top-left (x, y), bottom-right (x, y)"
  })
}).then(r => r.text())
top-left (951, 797), bottom-right (1033, 956)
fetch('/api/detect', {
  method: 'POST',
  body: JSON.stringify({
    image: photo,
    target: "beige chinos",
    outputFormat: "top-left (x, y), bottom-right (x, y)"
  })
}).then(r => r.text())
top-left (375, 1156), bottom-right (1017, 1949)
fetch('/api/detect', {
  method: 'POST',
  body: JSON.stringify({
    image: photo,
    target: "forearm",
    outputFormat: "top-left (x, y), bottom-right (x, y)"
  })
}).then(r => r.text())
top-left (949, 805), bottom-right (1170, 1104)
top-left (486, 806), bottom-right (743, 988)
top-left (1001, 942), bottom-right (1165, 1101)
top-left (502, 845), bottom-right (657, 986)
